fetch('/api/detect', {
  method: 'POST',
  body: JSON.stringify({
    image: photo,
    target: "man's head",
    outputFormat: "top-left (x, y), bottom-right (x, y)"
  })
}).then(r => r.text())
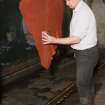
top-left (65, 0), bottom-right (80, 9)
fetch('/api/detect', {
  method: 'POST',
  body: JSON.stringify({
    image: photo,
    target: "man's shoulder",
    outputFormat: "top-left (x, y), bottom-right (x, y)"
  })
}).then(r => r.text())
top-left (75, 7), bottom-right (89, 18)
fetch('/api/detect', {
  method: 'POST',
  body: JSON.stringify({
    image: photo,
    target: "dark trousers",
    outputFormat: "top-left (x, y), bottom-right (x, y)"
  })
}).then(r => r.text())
top-left (74, 45), bottom-right (99, 98)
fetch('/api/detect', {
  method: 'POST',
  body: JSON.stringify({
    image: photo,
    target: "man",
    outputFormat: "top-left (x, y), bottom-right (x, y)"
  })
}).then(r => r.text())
top-left (42, 0), bottom-right (99, 105)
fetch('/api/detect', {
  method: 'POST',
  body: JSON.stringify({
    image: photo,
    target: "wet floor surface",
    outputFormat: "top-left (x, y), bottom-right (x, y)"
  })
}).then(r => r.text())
top-left (1, 57), bottom-right (76, 105)
top-left (1, 55), bottom-right (105, 105)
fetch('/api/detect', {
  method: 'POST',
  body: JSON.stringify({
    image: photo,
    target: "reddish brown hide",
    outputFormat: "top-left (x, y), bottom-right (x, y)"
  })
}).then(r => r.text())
top-left (19, 0), bottom-right (64, 69)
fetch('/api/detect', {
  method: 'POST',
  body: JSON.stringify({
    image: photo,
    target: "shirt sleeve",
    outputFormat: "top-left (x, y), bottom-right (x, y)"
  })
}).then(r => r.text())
top-left (70, 10), bottom-right (89, 40)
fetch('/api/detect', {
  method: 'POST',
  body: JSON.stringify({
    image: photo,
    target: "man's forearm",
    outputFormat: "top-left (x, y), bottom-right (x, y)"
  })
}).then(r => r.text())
top-left (42, 32), bottom-right (80, 45)
top-left (54, 36), bottom-right (80, 45)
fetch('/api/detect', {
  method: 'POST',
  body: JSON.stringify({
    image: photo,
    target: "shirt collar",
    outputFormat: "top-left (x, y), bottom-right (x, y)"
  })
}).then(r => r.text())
top-left (73, 0), bottom-right (83, 13)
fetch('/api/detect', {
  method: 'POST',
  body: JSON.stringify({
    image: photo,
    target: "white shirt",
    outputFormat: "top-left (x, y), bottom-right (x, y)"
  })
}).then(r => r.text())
top-left (70, 0), bottom-right (97, 50)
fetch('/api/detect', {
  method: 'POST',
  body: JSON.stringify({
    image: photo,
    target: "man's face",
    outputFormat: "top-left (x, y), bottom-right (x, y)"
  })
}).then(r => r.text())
top-left (65, 0), bottom-right (78, 9)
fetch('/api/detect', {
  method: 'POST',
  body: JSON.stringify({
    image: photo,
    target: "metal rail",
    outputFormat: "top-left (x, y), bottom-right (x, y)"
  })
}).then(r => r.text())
top-left (44, 81), bottom-right (75, 105)
top-left (1, 57), bottom-right (41, 85)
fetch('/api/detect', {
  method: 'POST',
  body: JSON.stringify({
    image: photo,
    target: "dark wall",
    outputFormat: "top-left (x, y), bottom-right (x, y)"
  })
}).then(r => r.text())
top-left (0, 0), bottom-right (26, 43)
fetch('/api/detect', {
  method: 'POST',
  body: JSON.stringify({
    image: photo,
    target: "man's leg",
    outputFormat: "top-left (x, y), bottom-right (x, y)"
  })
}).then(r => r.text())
top-left (75, 46), bottom-right (99, 105)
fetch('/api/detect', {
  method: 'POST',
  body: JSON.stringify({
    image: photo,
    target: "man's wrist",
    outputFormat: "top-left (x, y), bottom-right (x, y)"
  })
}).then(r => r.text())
top-left (54, 37), bottom-right (59, 44)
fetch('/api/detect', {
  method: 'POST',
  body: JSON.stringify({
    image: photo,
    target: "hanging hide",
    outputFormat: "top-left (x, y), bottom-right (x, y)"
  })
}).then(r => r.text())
top-left (19, 0), bottom-right (64, 69)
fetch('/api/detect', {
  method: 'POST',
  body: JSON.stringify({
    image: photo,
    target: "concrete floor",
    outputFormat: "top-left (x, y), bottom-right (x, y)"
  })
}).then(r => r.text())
top-left (1, 57), bottom-right (76, 105)
top-left (1, 53), bottom-right (105, 105)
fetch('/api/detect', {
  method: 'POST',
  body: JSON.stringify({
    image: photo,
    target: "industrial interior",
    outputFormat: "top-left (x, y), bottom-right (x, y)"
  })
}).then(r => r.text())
top-left (0, 0), bottom-right (105, 105)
